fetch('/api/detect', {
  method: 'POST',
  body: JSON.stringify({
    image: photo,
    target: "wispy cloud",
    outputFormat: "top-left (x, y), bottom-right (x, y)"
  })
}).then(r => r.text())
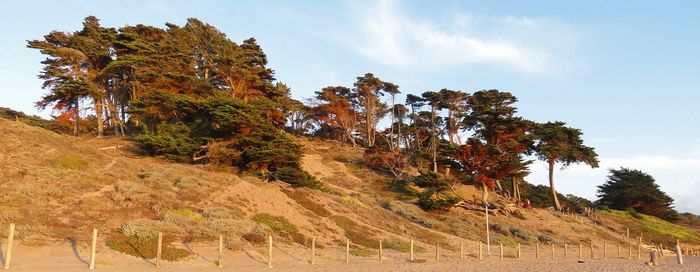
top-left (335, 0), bottom-right (578, 74)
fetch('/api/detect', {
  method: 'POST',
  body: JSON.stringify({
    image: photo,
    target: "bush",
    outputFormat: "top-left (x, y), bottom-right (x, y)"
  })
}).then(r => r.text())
top-left (276, 167), bottom-right (321, 189)
top-left (106, 233), bottom-right (191, 261)
top-left (411, 173), bottom-right (450, 191)
top-left (417, 189), bottom-right (458, 211)
top-left (134, 123), bottom-right (201, 161)
top-left (251, 213), bottom-right (298, 235)
top-left (119, 219), bottom-right (186, 238)
top-left (626, 208), bottom-right (643, 219)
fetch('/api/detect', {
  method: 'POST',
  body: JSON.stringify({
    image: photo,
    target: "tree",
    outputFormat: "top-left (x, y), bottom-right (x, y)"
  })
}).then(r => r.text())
top-left (352, 73), bottom-right (387, 147)
top-left (405, 94), bottom-right (426, 150)
top-left (460, 90), bottom-right (533, 200)
top-left (383, 82), bottom-right (400, 148)
top-left (28, 30), bottom-right (91, 136)
top-left (437, 89), bottom-right (469, 145)
top-left (74, 16), bottom-right (117, 137)
top-left (533, 121), bottom-right (599, 211)
top-left (451, 138), bottom-right (499, 204)
top-left (421, 91), bottom-right (442, 172)
top-left (597, 168), bottom-right (677, 220)
top-left (312, 86), bottom-right (358, 146)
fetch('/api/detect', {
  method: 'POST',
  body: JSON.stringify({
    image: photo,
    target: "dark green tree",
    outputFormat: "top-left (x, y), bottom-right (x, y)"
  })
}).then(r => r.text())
top-left (597, 168), bottom-right (677, 220)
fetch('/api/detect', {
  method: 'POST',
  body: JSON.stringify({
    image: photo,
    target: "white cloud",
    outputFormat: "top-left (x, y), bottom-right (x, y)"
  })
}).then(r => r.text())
top-left (337, 0), bottom-right (578, 74)
top-left (527, 154), bottom-right (700, 214)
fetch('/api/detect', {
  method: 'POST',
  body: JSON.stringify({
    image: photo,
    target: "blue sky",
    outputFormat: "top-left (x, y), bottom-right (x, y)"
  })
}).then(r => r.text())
top-left (1, 1), bottom-right (699, 213)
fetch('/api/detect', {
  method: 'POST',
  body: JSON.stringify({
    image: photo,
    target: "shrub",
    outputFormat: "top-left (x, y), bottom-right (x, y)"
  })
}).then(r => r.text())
top-left (626, 208), bottom-right (643, 219)
top-left (411, 173), bottom-right (450, 191)
top-left (251, 213), bottom-right (298, 235)
top-left (119, 219), bottom-right (186, 238)
top-left (537, 234), bottom-right (554, 244)
top-left (276, 167), bottom-right (321, 189)
top-left (106, 233), bottom-right (191, 261)
top-left (242, 232), bottom-right (267, 244)
top-left (134, 123), bottom-right (201, 161)
top-left (417, 189), bottom-right (458, 211)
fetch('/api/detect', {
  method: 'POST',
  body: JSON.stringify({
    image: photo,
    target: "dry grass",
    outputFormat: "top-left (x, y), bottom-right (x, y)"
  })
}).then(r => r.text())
top-left (1, 116), bottom-right (699, 263)
top-left (281, 189), bottom-right (332, 217)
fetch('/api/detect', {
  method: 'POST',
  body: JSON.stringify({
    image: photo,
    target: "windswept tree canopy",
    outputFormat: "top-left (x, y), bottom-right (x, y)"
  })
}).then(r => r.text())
top-left (597, 168), bottom-right (678, 220)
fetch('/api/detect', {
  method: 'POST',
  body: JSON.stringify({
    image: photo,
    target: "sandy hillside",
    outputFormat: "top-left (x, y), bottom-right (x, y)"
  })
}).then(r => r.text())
top-left (1, 117), bottom-right (700, 271)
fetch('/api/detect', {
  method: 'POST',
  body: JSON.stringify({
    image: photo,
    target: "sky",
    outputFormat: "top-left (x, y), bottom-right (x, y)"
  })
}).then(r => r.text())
top-left (1, 1), bottom-right (699, 213)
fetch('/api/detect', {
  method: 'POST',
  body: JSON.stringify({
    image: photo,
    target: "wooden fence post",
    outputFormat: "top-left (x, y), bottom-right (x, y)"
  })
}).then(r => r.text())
top-left (626, 228), bottom-right (629, 238)
top-left (345, 239), bottom-right (349, 264)
top-left (311, 237), bottom-right (316, 265)
top-left (617, 243), bottom-right (621, 259)
top-left (590, 243), bottom-right (594, 259)
top-left (379, 240), bottom-right (383, 262)
top-left (485, 205), bottom-right (490, 256)
top-left (628, 244), bottom-right (632, 260)
top-left (435, 241), bottom-right (439, 261)
top-left (637, 237), bottom-right (641, 260)
top-left (410, 239), bottom-right (414, 262)
top-left (499, 243), bottom-right (503, 260)
top-left (479, 242), bottom-right (483, 261)
top-left (603, 243), bottom-right (607, 259)
top-left (156, 232), bottom-right (163, 269)
top-left (4, 223), bottom-right (15, 270)
top-left (551, 243), bottom-right (555, 259)
top-left (675, 240), bottom-right (683, 265)
top-left (517, 243), bottom-right (521, 260)
top-left (89, 229), bottom-right (98, 270)
top-left (536, 243), bottom-right (539, 259)
top-left (268, 235), bottom-right (273, 268)
top-left (578, 243), bottom-right (582, 261)
top-left (218, 235), bottom-right (224, 268)
top-left (459, 242), bottom-right (463, 260)
top-left (564, 243), bottom-right (568, 259)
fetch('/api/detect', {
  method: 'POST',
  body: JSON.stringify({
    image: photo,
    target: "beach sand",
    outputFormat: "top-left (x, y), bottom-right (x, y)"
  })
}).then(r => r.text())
top-left (2, 241), bottom-right (698, 271)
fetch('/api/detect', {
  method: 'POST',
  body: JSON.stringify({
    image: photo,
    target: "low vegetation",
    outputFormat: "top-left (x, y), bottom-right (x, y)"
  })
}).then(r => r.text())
top-left (106, 233), bottom-right (191, 261)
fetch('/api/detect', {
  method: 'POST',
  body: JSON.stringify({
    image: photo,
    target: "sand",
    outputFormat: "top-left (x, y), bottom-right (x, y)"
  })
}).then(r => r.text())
top-left (2, 242), bottom-right (698, 271)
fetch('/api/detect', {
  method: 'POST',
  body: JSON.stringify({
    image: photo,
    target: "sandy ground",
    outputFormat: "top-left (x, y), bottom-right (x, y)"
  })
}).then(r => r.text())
top-left (2, 242), bottom-right (698, 272)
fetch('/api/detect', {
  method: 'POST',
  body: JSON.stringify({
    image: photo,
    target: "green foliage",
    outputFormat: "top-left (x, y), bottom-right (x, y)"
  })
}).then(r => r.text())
top-left (627, 208), bottom-right (643, 219)
top-left (411, 172), bottom-right (450, 191)
top-left (106, 233), bottom-right (191, 261)
top-left (251, 213), bottom-right (299, 236)
top-left (0, 107), bottom-right (69, 133)
top-left (276, 167), bottom-right (320, 189)
top-left (599, 209), bottom-right (700, 244)
top-left (172, 209), bottom-right (205, 222)
top-left (597, 168), bottom-right (678, 220)
top-left (134, 123), bottom-right (201, 161)
top-left (416, 189), bottom-right (459, 211)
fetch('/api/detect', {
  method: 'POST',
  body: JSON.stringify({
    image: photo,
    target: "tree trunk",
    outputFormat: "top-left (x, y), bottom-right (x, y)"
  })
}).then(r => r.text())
top-left (366, 94), bottom-right (373, 147)
top-left (398, 111), bottom-right (403, 149)
top-left (73, 101), bottom-right (79, 136)
top-left (548, 158), bottom-right (562, 210)
top-left (431, 105), bottom-right (437, 172)
top-left (448, 108), bottom-right (453, 145)
top-left (95, 96), bottom-right (104, 138)
top-left (390, 94), bottom-right (395, 149)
